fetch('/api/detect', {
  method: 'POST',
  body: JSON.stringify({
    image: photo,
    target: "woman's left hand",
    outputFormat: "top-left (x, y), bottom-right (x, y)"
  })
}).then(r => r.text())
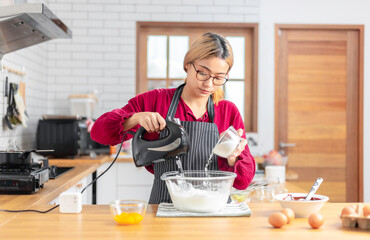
top-left (227, 129), bottom-right (248, 167)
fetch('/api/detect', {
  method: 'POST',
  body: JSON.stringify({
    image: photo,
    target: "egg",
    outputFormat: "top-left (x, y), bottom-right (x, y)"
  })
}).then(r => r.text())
top-left (308, 212), bottom-right (324, 229)
top-left (281, 208), bottom-right (295, 224)
top-left (363, 205), bottom-right (370, 217)
top-left (341, 206), bottom-right (356, 216)
top-left (268, 212), bottom-right (287, 228)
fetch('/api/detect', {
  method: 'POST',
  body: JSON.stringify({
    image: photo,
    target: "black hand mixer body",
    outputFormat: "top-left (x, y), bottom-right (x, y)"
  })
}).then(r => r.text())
top-left (131, 120), bottom-right (190, 167)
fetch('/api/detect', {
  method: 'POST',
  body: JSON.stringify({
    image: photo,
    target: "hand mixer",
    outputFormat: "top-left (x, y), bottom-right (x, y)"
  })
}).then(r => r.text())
top-left (131, 120), bottom-right (190, 168)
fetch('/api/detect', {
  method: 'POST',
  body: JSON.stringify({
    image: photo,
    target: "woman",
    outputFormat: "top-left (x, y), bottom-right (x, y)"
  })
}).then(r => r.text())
top-left (91, 32), bottom-right (255, 204)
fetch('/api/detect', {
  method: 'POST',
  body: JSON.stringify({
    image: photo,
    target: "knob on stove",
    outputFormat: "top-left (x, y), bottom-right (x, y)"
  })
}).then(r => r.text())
top-left (49, 165), bottom-right (57, 179)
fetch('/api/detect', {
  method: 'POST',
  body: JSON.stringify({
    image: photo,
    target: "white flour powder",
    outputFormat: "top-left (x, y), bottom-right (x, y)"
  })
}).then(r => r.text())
top-left (212, 140), bottom-right (238, 158)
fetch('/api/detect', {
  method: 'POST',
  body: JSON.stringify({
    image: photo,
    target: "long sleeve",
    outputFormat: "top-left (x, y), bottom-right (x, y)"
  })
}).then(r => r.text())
top-left (215, 100), bottom-right (256, 190)
top-left (91, 89), bottom-right (163, 146)
top-left (90, 88), bottom-right (175, 175)
top-left (218, 145), bottom-right (255, 190)
top-left (90, 108), bottom-right (133, 146)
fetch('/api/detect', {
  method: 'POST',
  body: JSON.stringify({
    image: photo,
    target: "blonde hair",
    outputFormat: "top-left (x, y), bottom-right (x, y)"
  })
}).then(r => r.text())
top-left (183, 32), bottom-right (234, 105)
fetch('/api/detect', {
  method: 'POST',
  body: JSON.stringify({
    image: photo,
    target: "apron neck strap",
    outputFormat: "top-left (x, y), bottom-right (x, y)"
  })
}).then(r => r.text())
top-left (166, 83), bottom-right (215, 122)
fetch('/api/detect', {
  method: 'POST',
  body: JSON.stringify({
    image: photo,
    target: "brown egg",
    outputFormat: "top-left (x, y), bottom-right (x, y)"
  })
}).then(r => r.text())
top-left (281, 208), bottom-right (295, 224)
top-left (268, 212), bottom-right (288, 228)
top-left (341, 206), bottom-right (356, 216)
top-left (363, 205), bottom-right (370, 217)
top-left (308, 212), bottom-right (324, 229)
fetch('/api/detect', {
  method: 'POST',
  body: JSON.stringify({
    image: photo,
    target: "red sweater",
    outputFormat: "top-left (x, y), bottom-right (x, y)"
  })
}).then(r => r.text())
top-left (91, 88), bottom-right (255, 190)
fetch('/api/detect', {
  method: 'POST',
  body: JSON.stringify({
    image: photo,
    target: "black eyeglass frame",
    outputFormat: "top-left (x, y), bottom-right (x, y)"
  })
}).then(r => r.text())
top-left (192, 63), bottom-right (229, 86)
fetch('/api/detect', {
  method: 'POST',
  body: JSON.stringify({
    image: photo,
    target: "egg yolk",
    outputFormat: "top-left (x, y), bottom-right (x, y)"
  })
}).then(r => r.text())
top-left (114, 212), bottom-right (143, 225)
top-left (231, 194), bottom-right (248, 203)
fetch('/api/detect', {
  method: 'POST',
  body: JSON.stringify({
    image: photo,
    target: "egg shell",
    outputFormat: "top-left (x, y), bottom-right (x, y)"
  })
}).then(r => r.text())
top-left (341, 206), bottom-right (356, 217)
top-left (308, 212), bottom-right (325, 229)
top-left (281, 208), bottom-right (295, 224)
top-left (363, 205), bottom-right (370, 217)
top-left (268, 212), bottom-right (288, 228)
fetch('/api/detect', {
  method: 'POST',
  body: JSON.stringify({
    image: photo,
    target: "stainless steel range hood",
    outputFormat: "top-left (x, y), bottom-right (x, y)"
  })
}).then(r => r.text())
top-left (0, 3), bottom-right (72, 59)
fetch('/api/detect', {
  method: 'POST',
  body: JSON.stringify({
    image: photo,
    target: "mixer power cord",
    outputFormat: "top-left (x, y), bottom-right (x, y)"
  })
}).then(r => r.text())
top-left (0, 131), bottom-right (131, 214)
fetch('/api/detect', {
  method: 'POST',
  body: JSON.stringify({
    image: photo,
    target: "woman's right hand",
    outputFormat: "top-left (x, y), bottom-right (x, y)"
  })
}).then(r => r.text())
top-left (135, 112), bottom-right (166, 133)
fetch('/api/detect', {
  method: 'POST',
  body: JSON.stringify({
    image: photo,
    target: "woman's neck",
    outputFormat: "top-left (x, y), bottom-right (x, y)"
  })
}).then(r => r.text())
top-left (181, 85), bottom-right (209, 119)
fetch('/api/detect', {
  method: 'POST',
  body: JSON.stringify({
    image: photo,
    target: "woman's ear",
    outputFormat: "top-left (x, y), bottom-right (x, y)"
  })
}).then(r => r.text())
top-left (184, 63), bottom-right (190, 72)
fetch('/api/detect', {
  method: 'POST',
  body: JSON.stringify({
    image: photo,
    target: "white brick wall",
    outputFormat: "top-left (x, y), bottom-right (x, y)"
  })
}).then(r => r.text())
top-left (0, 48), bottom-right (48, 150)
top-left (0, 0), bottom-right (260, 150)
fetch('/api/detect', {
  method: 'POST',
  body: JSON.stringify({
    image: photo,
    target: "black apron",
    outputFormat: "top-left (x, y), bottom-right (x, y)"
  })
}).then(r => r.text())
top-left (148, 84), bottom-right (220, 204)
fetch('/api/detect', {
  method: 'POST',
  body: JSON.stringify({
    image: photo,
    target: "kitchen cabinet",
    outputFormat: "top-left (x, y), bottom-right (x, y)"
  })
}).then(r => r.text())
top-left (49, 174), bottom-right (93, 205)
top-left (96, 162), bottom-right (154, 204)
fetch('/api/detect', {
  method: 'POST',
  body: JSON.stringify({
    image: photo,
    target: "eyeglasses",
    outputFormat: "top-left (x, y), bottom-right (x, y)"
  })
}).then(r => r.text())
top-left (192, 63), bottom-right (228, 86)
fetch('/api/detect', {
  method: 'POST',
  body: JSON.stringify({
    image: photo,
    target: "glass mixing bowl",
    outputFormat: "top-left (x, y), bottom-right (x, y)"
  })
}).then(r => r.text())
top-left (161, 170), bottom-right (237, 213)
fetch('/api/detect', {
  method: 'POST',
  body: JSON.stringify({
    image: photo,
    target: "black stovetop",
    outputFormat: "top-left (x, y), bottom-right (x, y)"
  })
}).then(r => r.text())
top-left (0, 164), bottom-right (49, 194)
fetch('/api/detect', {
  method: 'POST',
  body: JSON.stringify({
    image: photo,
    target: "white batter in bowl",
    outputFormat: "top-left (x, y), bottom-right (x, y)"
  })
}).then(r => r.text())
top-left (161, 170), bottom-right (237, 213)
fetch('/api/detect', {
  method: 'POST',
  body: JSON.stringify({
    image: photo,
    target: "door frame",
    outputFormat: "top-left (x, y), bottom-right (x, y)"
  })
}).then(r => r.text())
top-left (274, 24), bottom-right (364, 202)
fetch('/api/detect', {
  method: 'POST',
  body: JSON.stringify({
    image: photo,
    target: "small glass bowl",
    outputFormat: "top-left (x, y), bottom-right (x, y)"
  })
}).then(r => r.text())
top-left (230, 188), bottom-right (253, 203)
top-left (110, 200), bottom-right (147, 225)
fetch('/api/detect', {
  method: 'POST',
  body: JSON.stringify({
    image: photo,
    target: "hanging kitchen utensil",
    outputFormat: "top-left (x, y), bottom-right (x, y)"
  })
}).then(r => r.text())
top-left (131, 120), bottom-right (190, 167)
top-left (12, 82), bottom-right (28, 127)
top-left (8, 83), bottom-right (21, 126)
top-left (19, 80), bottom-right (25, 105)
top-left (7, 83), bottom-right (25, 126)
top-left (3, 82), bottom-right (13, 129)
top-left (4, 76), bottom-right (8, 97)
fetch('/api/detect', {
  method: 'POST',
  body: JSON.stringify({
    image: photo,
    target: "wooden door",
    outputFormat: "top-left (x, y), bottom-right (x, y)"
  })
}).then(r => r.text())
top-left (275, 25), bottom-right (363, 202)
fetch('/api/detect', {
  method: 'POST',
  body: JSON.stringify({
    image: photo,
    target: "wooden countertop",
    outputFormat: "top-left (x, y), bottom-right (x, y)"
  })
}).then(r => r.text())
top-left (0, 202), bottom-right (367, 239)
top-left (0, 154), bottom-right (333, 239)
top-left (0, 154), bottom-right (132, 228)
top-left (0, 154), bottom-right (302, 226)
top-left (48, 154), bottom-right (111, 166)
top-left (0, 163), bottom-right (99, 227)
top-left (48, 154), bottom-right (134, 166)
